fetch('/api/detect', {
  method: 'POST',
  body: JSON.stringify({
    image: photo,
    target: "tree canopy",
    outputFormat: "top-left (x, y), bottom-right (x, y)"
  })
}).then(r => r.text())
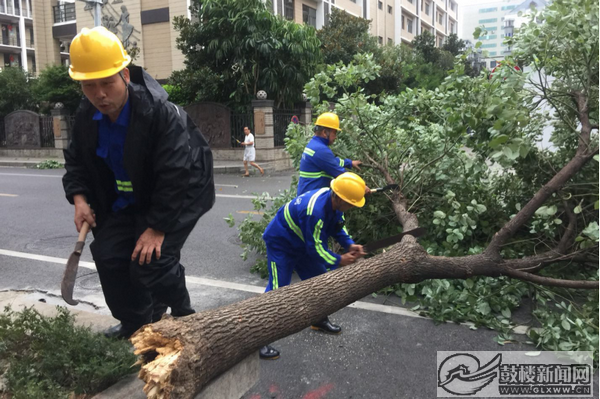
top-left (172, 0), bottom-right (321, 109)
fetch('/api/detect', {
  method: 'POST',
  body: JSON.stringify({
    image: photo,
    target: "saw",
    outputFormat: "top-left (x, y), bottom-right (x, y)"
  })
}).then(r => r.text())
top-left (363, 227), bottom-right (426, 253)
top-left (61, 221), bottom-right (90, 306)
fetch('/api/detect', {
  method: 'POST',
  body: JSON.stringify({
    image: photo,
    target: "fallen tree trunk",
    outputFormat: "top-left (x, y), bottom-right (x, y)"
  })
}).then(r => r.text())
top-left (130, 238), bottom-right (597, 398)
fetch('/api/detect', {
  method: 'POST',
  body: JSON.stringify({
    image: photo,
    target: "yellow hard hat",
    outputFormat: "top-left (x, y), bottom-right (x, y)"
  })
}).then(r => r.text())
top-left (315, 112), bottom-right (341, 131)
top-left (69, 27), bottom-right (131, 81)
top-left (330, 172), bottom-right (366, 208)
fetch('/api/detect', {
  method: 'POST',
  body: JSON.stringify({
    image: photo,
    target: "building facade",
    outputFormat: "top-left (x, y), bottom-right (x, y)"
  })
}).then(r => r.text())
top-left (272, 0), bottom-right (458, 47)
top-left (0, 0), bottom-right (35, 71)
top-left (460, 0), bottom-right (546, 69)
top-left (6, 0), bottom-right (458, 80)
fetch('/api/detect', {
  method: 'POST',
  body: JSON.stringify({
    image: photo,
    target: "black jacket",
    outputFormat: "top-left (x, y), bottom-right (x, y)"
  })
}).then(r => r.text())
top-left (63, 66), bottom-right (215, 233)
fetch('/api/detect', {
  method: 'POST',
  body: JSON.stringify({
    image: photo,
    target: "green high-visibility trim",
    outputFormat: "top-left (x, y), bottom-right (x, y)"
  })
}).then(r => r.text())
top-left (299, 171), bottom-right (333, 179)
top-left (303, 148), bottom-right (315, 156)
top-left (339, 158), bottom-right (344, 167)
top-left (271, 261), bottom-right (279, 290)
top-left (284, 202), bottom-right (304, 241)
top-left (314, 219), bottom-right (337, 265)
top-left (116, 180), bottom-right (133, 192)
top-left (307, 187), bottom-right (329, 216)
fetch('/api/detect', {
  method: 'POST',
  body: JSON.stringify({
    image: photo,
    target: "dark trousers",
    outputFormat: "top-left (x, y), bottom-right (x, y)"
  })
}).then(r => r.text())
top-left (90, 209), bottom-right (196, 329)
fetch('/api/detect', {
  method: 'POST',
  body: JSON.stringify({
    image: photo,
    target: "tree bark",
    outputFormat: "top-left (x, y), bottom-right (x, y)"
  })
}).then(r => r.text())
top-left (131, 239), bottom-right (597, 398)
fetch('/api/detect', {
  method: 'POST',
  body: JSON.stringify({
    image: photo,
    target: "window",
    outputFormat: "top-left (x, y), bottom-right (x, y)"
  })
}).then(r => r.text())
top-left (402, 15), bottom-right (405, 29)
top-left (449, 22), bottom-right (455, 33)
top-left (425, 2), bottom-right (430, 15)
top-left (407, 0), bottom-right (413, 4)
top-left (29, 27), bottom-right (33, 46)
top-left (488, 51), bottom-right (497, 56)
top-left (501, 5), bottom-right (515, 10)
top-left (438, 36), bottom-right (443, 46)
top-left (504, 32), bottom-right (513, 37)
top-left (504, 20), bottom-right (514, 27)
top-left (438, 12), bottom-right (443, 24)
top-left (407, 18), bottom-right (413, 33)
top-left (388, 38), bottom-right (393, 45)
top-left (450, 1), bottom-right (455, 11)
top-left (378, 36), bottom-right (383, 44)
top-left (479, 7), bottom-right (497, 13)
top-left (378, 1), bottom-right (382, 10)
top-left (478, 18), bottom-right (498, 24)
top-left (388, 5), bottom-right (392, 13)
top-left (480, 43), bottom-right (497, 48)
top-left (284, 0), bottom-right (294, 20)
top-left (490, 61), bottom-right (497, 68)
top-left (302, 5), bottom-right (317, 27)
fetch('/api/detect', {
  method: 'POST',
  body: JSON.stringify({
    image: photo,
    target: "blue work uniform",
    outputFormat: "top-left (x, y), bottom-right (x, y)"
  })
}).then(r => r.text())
top-left (263, 187), bottom-right (354, 292)
top-left (93, 99), bottom-right (135, 212)
top-left (297, 136), bottom-right (352, 195)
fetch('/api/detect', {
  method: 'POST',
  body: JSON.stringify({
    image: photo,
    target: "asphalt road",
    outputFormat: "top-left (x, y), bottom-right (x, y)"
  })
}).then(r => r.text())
top-left (0, 167), bottom-right (597, 399)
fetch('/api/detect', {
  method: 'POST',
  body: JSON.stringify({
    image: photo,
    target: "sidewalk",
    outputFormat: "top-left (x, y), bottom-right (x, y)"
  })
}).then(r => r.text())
top-left (0, 156), bottom-right (273, 175)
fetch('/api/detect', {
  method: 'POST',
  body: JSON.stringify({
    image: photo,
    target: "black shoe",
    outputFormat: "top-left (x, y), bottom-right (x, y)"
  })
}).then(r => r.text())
top-left (103, 323), bottom-right (139, 340)
top-left (311, 317), bottom-right (342, 335)
top-left (259, 345), bottom-right (280, 360)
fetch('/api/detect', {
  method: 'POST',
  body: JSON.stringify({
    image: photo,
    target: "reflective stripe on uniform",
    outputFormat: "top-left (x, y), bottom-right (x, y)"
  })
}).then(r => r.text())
top-left (339, 158), bottom-right (344, 167)
top-left (271, 261), bottom-right (279, 290)
top-left (116, 180), bottom-right (133, 192)
top-left (307, 187), bottom-right (329, 216)
top-left (303, 148), bottom-right (315, 156)
top-left (284, 202), bottom-right (304, 241)
top-left (299, 171), bottom-right (333, 179)
top-left (314, 219), bottom-right (337, 265)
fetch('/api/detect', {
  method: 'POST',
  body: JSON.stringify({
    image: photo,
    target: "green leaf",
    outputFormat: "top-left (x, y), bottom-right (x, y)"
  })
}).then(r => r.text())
top-left (501, 308), bottom-right (511, 318)
top-left (434, 211), bottom-right (446, 219)
top-left (476, 301), bottom-right (491, 315)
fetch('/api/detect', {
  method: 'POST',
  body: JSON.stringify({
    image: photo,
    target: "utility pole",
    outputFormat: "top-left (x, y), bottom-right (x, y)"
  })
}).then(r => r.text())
top-left (79, 0), bottom-right (103, 27)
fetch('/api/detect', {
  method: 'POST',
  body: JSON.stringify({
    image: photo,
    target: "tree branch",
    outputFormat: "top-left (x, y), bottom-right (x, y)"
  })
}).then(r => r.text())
top-left (501, 268), bottom-right (599, 289)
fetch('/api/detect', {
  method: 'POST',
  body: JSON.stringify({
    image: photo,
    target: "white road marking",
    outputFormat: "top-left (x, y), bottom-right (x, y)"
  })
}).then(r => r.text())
top-left (0, 248), bottom-right (533, 334)
top-left (0, 194), bottom-right (18, 197)
top-left (0, 173), bottom-right (62, 178)
top-left (216, 194), bottom-right (258, 199)
top-left (215, 184), bottom-right (238, 188)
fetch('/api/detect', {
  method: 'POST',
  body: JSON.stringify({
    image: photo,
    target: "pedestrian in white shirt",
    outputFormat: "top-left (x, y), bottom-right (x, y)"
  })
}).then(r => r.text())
top-left (241, 126), bottom-right (264, 177)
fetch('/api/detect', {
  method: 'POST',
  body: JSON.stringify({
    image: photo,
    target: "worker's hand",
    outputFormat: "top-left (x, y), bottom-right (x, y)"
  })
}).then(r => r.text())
top-left (348, 244), bottom-right (366, 258)
top-left (351, 160), bottom-right (362, 171)
top-left (73, 194), bottom-right (96, 231)
top-left (132, 227), bottom-right (165, 265)
top-left (364, 186), bottom-right (372, 196)
top-left (340, 252), bottom-right (358, 267)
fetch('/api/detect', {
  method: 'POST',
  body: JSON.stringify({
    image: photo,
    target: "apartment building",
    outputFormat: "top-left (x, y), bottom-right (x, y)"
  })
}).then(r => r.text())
top-left (460, 0), bottom-right (546, 69)
top-left (9, 0), bottom-right (458, 80)
top-left (272, 0), bottom-right (458, 47)
top-left (0, 0), bottom-right (34, 71)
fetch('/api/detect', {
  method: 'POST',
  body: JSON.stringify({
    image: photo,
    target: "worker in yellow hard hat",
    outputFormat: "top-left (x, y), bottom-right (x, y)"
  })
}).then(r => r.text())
top-left (259, 172), bottom-right (367, 360)
top-left (63, 26), bottom-right (215, 339)
top-left (297, 112), bottom-right (368, 195)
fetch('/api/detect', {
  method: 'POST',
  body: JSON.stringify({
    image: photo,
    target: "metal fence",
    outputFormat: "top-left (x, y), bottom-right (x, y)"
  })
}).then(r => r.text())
top-left (40, 116), bottom-right (54, 148)
top-left (273, 109), bottom-right (298, 147)
top-left (0, 119), bottom-right (5, 147)
top-left (230, 113), bottom-right (254, 148)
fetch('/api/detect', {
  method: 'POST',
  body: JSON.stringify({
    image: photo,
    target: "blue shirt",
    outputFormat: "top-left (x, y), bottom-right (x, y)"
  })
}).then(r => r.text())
top-left (297, 136), bottom-right (352, 195)
top-left (263, 188), bottom-right (354, 270)
top-left (93, 99), bottom-right (135, 212)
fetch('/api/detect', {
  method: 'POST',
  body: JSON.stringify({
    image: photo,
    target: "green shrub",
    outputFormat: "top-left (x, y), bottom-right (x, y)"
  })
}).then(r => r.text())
top-left (0, 306), bottom-right (138, 398)
top-left (36, 160), bottom-right (63, 169)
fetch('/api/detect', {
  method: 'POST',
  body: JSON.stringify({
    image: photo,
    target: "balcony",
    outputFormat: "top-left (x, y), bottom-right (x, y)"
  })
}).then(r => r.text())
top-left (53, 3), bottom-right (76, 24)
